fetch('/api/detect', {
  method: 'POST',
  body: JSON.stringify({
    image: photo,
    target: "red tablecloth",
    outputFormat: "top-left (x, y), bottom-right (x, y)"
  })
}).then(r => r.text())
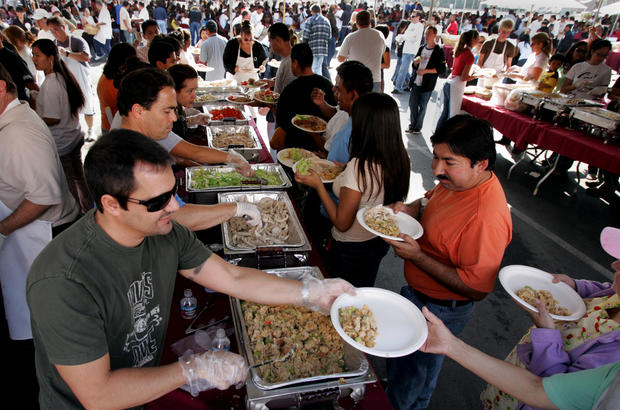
top-left (461, 96), bottom-right (620, 174)
top-left (607, 51), bottom-right (620, 72)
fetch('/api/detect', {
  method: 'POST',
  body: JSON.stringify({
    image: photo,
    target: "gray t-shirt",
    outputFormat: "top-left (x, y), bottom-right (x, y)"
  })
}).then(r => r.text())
top-left (274, 55), bottom-right (297, 94)
top-left (200, 34), bottom-right (227, 81)
top-left (27, 210), bottom-right (212, 409)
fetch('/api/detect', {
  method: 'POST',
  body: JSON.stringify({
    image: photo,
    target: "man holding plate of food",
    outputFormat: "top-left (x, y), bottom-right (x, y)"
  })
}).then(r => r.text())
top-left (384, 115), bottom-right (513, 410)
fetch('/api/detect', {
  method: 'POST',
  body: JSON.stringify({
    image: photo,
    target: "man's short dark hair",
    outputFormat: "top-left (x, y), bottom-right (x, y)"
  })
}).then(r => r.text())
top-left (84, 129), bottom-right (173, 213)
top-left (148, 38), bottom-right (175, 66)
top-left (291, 43), bottom-right (313, 69)
top-left (142, 19), bottom-right (158, 33)
top-left (549, 53), bottom-right (565, 63)
top-left (431, 115), bottom-right (496, 170)
top-left (117, 67), bottom-right (175, 116)
top-left (46, 16), bottom-right (63, 27)
top-left (311, 4), bottom-right (321, 13)
top-left (204, 19), bottom-right (217, 33)
top-left (168, 63), bottom-right (197, 91)
top-left (0, 63), bottom-right (17, 95)
top-left (356, 10), bottom-right (370, 26)
top-left (336, 61), bottom-right (373, 96)
top-left (268, 22), bottom-right (290, 41)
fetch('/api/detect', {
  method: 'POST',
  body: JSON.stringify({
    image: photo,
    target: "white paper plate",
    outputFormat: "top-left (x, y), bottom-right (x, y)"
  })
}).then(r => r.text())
top-left (195, 64), bottom-right (214, 72)
top-left (291, 115), bottom-right (327, 133)
top-left (499, 265), bottom-right (586, 321)
top-left (356, 207), bottom-right (424, 241)
top-left (331, 288), bottom-right (428, 358)
top-left (276, 148), bottom-right (318, 168)
top-left (292, 158), bottom-right (343, 183)
top-left (226, 94), bottom-right (253, 104)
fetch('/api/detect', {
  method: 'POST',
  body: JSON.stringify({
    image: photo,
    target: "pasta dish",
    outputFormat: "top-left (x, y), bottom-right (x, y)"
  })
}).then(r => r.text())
top-left (228, 197), bottom-right (290, 247)
top-left (363, 206), bottom-right (400, 237)
top-left (516, 286), bottom-right (571, 316)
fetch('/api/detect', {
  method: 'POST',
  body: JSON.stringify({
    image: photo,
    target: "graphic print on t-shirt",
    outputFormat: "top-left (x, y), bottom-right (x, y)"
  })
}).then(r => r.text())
top-left (123, 271), bottom-right (163, 367)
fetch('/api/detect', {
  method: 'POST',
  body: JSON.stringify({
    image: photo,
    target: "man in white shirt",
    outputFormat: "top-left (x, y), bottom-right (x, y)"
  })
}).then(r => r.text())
top-left (93, 0), bottom-right (113, 59)
top-left (529, 14), bottom-right (543, 34)
top-left (32, 8), bottom-right (55, 41)
top-left (338, 10), bottom-right (385, 92)
top-left (119, 1), bottom-right (134, 44)
top-left (393, 11), bottom-right (423, 93)
top-left (251, 5), bottom-right (264, 33)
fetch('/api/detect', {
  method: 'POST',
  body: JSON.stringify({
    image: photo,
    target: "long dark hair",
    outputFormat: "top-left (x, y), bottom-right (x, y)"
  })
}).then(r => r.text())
top-left (32, 39), bottom-right (84, 117)
top-left (103, 43), bottom-right (136, 80)
top-left (348, 93), bottom-right (410, 205)
top-left (563, 40), bottom-right (588, 71)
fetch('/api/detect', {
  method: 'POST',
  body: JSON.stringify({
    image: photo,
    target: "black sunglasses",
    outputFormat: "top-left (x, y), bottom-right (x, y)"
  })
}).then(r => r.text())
top-left (126, 180), bottom-right (178, 212)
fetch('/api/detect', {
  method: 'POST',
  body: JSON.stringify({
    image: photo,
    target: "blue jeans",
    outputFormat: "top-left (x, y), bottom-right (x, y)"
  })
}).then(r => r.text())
top-left (312, 55), bottom-right (325, 77)
top-left (391, 55), bottom-right (403, 83)
top-left (121, 30), bottom-right (134, 44)
top-left (387, 286), bottom-right (474, 410)
top-left (394, 52), bottom-right (414, 91)
top-left (408, 84), bottom-right (432, 131)
top-left (156, 19), bottom-right (167, 34)
top-left (190, 21), bottom-right (201, 45)
top-left (436, 81), bottom-right (451, 131)
top-left (93, 38), bottom-right (111, 57)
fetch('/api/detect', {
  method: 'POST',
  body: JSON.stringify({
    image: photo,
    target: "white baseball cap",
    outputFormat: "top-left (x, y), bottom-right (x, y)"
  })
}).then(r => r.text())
top-left (32, 8), bottom-right (51, 20)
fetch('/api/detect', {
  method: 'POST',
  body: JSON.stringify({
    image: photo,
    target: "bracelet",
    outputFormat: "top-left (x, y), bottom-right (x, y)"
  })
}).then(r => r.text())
top-left (301, 279), bottom-right (310, 305)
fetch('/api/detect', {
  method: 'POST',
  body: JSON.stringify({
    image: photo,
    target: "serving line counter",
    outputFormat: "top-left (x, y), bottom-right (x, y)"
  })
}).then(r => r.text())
top-left (461, 95), bottom-right (620, 195)
top-left (148, 112), bottom-right (392, 409)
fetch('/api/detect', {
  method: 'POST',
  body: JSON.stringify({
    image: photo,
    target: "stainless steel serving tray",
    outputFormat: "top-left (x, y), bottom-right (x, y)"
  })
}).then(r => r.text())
top-left (570, 106), bottom-right (620, 130)
top-left (186, 164), bottom-right (292, 193)
top-left (207, 125), bottom-right (261, 161)
top-left (520, 91), bottom-right (564, 107)
top-left (541, 97), bottom-right (602, 112)
top-left (192, 92), bottom-right (229, 107)
top-left (230, 266), bottom-right (370, 391)
top-left (218, 191), bottom-right (305, 251)
top-left (202, 102), bottom-right (250, 126)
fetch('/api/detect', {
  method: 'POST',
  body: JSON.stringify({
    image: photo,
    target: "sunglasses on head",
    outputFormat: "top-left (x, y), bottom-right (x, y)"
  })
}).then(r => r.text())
top-left (126, 180), bottom-right (178, 212)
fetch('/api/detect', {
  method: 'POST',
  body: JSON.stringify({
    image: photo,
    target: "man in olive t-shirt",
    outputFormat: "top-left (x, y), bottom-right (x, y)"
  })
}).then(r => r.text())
top-left (26, 129), bottom-right (353, 409)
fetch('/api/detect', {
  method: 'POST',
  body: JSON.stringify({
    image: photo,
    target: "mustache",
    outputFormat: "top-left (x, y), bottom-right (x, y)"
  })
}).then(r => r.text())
top-left (437, 175), bottom-right (450, 181)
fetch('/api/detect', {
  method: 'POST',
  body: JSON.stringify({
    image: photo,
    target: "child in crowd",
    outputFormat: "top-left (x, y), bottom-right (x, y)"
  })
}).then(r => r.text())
top-left (537, 53), bottom-right (564, 93)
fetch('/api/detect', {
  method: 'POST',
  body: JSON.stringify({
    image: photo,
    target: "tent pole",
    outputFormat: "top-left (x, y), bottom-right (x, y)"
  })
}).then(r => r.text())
top-left (594, 0), bottom-right (604, 24)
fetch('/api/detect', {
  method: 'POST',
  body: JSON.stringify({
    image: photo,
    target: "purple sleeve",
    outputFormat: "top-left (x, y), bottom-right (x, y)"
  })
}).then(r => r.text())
top-left (574, 279), bottom-right (614, 298)
top-left (517, 328), bottom-right (571, 377)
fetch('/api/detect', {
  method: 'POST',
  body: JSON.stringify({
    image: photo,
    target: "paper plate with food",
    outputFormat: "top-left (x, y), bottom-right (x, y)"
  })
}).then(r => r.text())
top-left (291, 114), bottom-right (327, 133)
top-left (254, 79), bottom-right (271, 88)
top-left (292, 158), bottom-right (343, 183)
top-left (267, 59), bottom-right (281, 68)
top-left (226, 94), bottom-right (253, 104)
top-left (357, 205), bottom-right (423, 241)
top-left (253, 89), bottom-right (280, 104)
top-left (239, 78), bottom-right (265, 89)
top-left (195, 63), bottom-right (214, 72)
top-left (276, 147), bottom-right (318, 168)
top-left (330, 287), bottom-right (428, 357)
top-left (499, 265), bottom-right (586, 321)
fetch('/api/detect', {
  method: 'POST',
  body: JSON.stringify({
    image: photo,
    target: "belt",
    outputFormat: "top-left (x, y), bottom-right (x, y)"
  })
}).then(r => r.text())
top-left (412, 288), bottom-right (472, 308)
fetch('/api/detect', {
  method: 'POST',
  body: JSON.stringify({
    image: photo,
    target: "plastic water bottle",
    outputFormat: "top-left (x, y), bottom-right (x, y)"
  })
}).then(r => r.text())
top-left (180, 289), bottom-right (197, 319)
top-left (212, 328), bottom-right (231, 351)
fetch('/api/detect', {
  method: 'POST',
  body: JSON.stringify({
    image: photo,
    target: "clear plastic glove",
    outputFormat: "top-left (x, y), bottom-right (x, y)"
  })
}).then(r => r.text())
top-left (301, 275), bottom-right (356, 315)
top-left (258, 64), bottom-right (266, 73)
top-left (179, 350), bottom-right (248, 395)
top-left (573, 79), bottom-right (590, 89)
top-left (235, 202), bottom-right (262, 227)
top-left (0, 232), bottom-right (6, 250)
top-left (590, 86), bottom-right (607, 97)
top-left (225, 150), bottom-right (252, 176)
top-left (189, 113), bottom-right (212, 126)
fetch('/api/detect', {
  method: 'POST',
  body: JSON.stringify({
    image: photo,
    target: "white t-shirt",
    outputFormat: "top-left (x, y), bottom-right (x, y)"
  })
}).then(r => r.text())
top-left (332, 158), bottom-right (384, 242)
top-left (566, 61), bottom-right (612, 99)
top-left (111, 113), bottom-right (182, 152)
top-left (324, 110), bottom-right (349, 151)
top-left (119, 6), bottom-right (131, 30)
top-left (138, 7), bottom-right (149, 28)
top-left (37, 73), bottom-right (83, 156)
top-left (414, 46), bottom-right (434, 87)
top-left (338, 27), bottom-right (386, 83)
top-left (521, 52), bottom-right (548, 81)
top-left (402, 21), bottom-right (424, 55)
top-left (274, 55), bottom-right (297, 94)
top-left (94, 6), bottom-right (112, 42)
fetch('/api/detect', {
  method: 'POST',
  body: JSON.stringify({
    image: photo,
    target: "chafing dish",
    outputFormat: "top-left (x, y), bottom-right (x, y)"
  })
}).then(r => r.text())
top-left (197, 78), bottom-right (241, 93)
top-left (230, 266), bottom-right (375, 409)
top-left (570, 106), bottom-right (620, 131)
top-left (540, 97), bottom-right (602, 113)
top-left (203, 102), bottom-right (250, 126)
top-left (192, 92), bottom-right (229, 107)
top-left (186, 164), bottom-right (291, 192)
top-left (207, 125), bottom-right (261, 162)
top-left (520, 91), bottom-right (564, 107)
top-left (218, 191), bottom-right (307, 253)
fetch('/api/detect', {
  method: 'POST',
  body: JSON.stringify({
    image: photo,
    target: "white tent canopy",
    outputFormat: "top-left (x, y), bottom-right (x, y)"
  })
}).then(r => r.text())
top-left (598, 2), bottom-right (620, 15)
top-left (482, 0), bottom-right (587, 10)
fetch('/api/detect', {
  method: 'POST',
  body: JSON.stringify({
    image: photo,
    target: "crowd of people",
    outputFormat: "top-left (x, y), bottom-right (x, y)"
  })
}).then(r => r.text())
top-left (0, 0), bottom-right (619, 409)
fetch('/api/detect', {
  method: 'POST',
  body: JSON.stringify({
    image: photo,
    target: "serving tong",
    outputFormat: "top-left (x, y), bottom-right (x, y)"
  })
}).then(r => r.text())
top-left (250, 344), bottom-right (297, 369)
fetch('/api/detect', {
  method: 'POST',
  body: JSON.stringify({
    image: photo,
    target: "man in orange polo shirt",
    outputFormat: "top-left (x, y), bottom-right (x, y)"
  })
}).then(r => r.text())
top-left (384, 115), bottom-right (513, 410)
